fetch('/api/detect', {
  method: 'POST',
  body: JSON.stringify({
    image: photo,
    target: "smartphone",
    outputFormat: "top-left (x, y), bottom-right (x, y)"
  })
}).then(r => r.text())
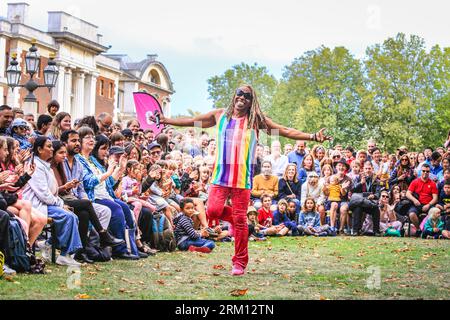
top-left (154, 111), bottom-right (161, 129)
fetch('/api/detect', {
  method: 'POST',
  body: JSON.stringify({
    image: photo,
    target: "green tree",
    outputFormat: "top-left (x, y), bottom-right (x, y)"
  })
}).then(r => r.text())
top-left (270, 46), bottom-right (366, 148)
top-left (362, 33), bottom-right (450, 152)
top-left (207, 63), bottom-right (278, 112)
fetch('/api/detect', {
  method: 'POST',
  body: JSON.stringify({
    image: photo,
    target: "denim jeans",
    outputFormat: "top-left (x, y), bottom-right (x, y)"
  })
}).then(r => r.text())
top-left (178, 238), bottom-right (215, 251)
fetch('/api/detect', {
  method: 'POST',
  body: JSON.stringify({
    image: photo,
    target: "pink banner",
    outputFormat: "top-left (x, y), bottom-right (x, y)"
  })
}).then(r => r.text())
top-left (133, 92), bottom-right (166, 135)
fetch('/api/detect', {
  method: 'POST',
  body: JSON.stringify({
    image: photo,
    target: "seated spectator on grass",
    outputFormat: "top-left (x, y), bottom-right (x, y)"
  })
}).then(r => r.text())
top-left (247, 207), bottom-right (267, 241)
top-left (251, 161), bottom-right (278, 210)
top-left (273, 199), bottom-right (298, 236)
top-left (422, 208), bottom-right (446, 239)
top-left (174, 198), bottom-right (215, 253)
top-left (406, 163), bottom-right (438, 233)
top-left (257, 194), bottom-right (275, 227)
top-left (301, 171), bottom-right (326, 223)
top-left (297, 197), bottom-right (332, 236)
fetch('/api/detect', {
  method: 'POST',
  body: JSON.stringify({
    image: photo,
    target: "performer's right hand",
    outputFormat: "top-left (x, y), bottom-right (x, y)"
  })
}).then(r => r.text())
top-left (148, 112), bottom-right (167, 125)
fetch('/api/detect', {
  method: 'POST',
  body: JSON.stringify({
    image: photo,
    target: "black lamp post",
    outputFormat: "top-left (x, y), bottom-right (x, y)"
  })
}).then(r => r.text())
top-left (6, 39), bottom-right (59, 102)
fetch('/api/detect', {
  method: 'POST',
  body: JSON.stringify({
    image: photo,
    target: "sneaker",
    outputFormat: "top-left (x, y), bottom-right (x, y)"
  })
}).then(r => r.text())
top-left (56, 255), bottom-right (82, 267)
top-left (255, 236), bottom-right (267, 241)
top-left (3, 264), bottom-right (17, 276)
top-left (188, 246), bottom-right (212, 254)
top-left (37, 240), bottom-right (51, 263)
top-left (231, 265), bottom-right (245, 276)
top-left (248, 236), bottom-right (256, 241)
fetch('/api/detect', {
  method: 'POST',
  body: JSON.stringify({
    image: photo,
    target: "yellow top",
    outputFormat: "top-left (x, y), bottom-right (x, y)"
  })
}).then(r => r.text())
top-left (328, 184), bottom-right (342, 202)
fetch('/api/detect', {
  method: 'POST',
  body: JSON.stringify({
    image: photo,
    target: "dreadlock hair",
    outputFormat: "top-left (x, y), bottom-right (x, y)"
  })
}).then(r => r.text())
top-left (225, 84), bottom-right (268, 132)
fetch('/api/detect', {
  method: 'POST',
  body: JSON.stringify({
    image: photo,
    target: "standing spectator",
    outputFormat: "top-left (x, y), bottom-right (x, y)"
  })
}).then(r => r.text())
top-left (389, 154), bottom-right (415, 191)
top-left (264, 140), bottom-right (288, 178)
top-left (49, 112), bottom-right (71, 141)
top-left (96, 112), bottom-right (113, 136)
top-left (417, 151), bottom-right (443, 182)
top-left (288, 140), bottom-right (307, 176)
top-left (127, 118), bottom-right (140, 134)
top-left (46, 100), bottom-right (60, 118)
top-left (254, 143), bottom-right (264, 176)
top-left (406, 163), bottom-right (438, 232)
top-left (344, 146), bottom-right (355, 165)
top-left (311, 145), bottom-right (326, 174)
top-left (0, 105), bottom-right (14, 136)
top-left (12, 108), bottom-right (24, 119)
top-left (298, 154), bottom-right (317, 184)
top-left (284, 143), bottom-right (293, 156)
top-left (35, 114), bottom-right (53, 137)
top-left (24, 113), bottom-right (34, 123)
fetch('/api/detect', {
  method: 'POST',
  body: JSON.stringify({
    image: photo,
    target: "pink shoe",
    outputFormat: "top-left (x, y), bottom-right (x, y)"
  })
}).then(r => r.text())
top-left (231, 265), bottom-right (245, 276)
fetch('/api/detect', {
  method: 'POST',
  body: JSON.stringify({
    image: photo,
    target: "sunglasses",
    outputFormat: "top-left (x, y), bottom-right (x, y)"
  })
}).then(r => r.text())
top-left (381, 195), bottom-right (389, 198)
top-left (17, 126), bottom-right (28, 130)
top-left (236, 89), bottom-right (253, 100)
top-left (422, 170), bottom-right (430, 173)
top-left (401, 158), bottom-right (409, 161)
top-left (333, 155), bottom-right (341, 159)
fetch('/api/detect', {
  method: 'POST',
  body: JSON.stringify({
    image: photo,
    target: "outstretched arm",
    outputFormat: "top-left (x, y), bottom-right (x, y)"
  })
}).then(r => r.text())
top-left (264, 117), bottom-right (332, 142)
top-left (149, 109), bottom-right (221, 128)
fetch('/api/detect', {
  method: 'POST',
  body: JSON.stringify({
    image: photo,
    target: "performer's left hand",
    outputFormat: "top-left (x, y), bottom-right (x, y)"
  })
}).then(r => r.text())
top-left (315, 128), bottom-right (333, 142)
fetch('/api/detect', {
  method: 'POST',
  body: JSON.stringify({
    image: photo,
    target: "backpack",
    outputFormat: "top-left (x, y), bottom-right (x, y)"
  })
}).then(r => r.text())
top-left (85, 229), bottom-right (112, 262)
top-left (151, 212), bottom-right (176, 252)
top-left (8, 218), bottom-right (30, 272)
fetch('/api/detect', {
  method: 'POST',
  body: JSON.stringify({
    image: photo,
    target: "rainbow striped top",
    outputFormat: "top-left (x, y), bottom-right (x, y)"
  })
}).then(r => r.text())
top-left (211, 111), bottom-right (258, 190)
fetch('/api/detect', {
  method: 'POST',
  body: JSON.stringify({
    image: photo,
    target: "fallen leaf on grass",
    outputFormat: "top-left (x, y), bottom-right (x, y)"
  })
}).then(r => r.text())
top-left (230, 289), bottom-right (248, 297)
top-left (102, 288), bottom-right (111, 293)
top-left (320, 295), bottom-right (328, 300)
top-left (282, 274), bottom-right (290, 280)
top-left (212, 272), bottom-right (221, 276)
top-left (392, 247), bottom-right (411, 253)
top-left (74, 293), bottom-right (91, 300)
top-left (357, 251), bottom-right (367, 257)
top-left (3, 276), bottom-right (20, 284)
top-left (213, 264), bottom-right (225, 270)
top-left (156, 280), bottom-right (165, 285)
top-left (118, 288), bottom-right (132, 294)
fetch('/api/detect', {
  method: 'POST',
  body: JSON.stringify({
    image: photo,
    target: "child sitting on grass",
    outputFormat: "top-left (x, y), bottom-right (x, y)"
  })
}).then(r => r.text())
top-left (173, 198), bottom-right (215, 253)
top-left (247, 207), bottom-right (267, 241)
top-left (273, 199), bottom-right (298, 236)
top-left (422, 208), bottom-right (446, 239)
top-left (298, 197), bottom-right (333, 236)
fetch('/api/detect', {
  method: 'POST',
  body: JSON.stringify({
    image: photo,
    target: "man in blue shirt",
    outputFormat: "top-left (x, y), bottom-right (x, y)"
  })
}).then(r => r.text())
top-left (288, 140), bottom-right (307, 179)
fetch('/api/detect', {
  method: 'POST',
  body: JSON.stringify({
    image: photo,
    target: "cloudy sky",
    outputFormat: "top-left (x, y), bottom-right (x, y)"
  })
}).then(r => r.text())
top-left (2, 0), bottom-right (449, 115)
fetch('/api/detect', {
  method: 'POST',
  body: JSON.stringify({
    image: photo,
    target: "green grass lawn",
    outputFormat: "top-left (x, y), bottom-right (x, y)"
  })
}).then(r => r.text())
top-left (1, 237), bottom-right (449, 300)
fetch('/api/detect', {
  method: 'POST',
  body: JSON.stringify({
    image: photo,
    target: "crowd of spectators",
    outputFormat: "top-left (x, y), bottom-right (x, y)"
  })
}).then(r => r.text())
top-left (0, 100), bottom-right (449, 277)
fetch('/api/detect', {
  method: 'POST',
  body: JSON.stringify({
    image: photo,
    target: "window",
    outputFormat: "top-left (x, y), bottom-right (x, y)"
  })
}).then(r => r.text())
top-left (149, 70), bottom-right (161, 85)
top-left (99, 80), bottom-right (104, 96)
top-left (108, 82), bottom-right (114, 99)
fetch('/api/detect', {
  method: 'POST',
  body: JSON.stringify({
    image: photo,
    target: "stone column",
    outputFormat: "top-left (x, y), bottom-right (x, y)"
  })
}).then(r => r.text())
top-left (84, 72), bottom-right (98, 117)
top-left (113, 78), bottom-right (120, 122)
top-left (52, 63), bottom-right (67, 110)
top-left (72, 71), bottom-right (85, 121)
top-left (63, 67), bottom-right (73, 113)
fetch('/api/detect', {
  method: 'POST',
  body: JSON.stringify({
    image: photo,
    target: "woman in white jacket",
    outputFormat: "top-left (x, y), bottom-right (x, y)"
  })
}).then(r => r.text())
top-left (301, 172), bottom-right (327, 225)
top-left (22, 136), bottom-right (82, 266)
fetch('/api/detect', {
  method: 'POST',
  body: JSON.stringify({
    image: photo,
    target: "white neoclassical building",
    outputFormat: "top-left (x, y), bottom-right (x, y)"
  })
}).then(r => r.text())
top-left (0, 3), bottom-right (174, 122)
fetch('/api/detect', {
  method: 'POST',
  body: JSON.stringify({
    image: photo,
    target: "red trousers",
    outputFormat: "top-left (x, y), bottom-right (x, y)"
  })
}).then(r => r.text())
top-left (206, 184), bottom-right (251, 269)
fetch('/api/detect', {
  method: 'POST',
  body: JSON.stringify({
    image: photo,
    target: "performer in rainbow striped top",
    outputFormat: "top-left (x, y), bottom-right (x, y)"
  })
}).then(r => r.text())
top-left (149, 85), bottom-right (332, 276)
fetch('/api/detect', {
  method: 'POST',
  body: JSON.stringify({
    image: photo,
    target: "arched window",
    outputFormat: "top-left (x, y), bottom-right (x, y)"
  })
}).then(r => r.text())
top-left (149, 70), bottom-right (161, 85)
